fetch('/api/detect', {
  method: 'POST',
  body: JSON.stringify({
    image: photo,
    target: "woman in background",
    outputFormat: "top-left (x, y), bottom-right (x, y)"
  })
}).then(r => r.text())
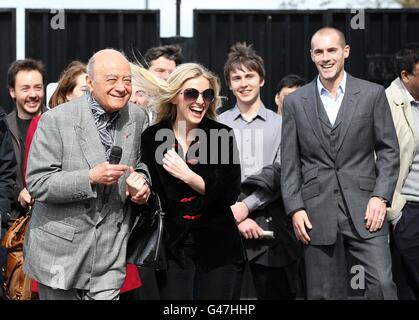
top-left (48, 60), bottom-right (88, 108)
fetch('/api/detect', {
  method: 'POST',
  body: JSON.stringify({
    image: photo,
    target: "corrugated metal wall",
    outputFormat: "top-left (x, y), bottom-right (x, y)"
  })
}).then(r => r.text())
top-left (0, 9), bottom-right (15, 113)
top-left (1, 8), bottom-right (418, 113)
top-left (194, 9), bottom-right (419, 111)
top-left (25, 9), bottom-right (160, 90)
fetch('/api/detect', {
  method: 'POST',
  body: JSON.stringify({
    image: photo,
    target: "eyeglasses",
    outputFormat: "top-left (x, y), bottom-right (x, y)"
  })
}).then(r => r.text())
top-left (179, 88), bottom-right (215, 105)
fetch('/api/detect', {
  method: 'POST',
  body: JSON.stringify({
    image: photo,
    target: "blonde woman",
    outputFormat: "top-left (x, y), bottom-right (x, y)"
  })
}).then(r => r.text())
top-left (131, 63), bottom-right (245, 299)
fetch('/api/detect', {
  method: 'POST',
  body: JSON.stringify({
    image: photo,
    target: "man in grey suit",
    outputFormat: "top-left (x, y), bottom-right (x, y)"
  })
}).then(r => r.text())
top-left (281, 27), bottom-right (400, 299)
top-left (24, 49), bottom-right (151, 300)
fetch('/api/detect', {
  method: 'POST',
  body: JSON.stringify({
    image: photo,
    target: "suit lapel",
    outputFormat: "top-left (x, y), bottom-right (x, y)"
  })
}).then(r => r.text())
top-left (302, 81), bottom-right (334, 160)
top-left (6, 110), bottom-right (22, 151)
top-left (74, 98), bottom-right (107, 168)
top-left (114, 106), bottom-right (135, 166)
top-left (335, 75), bottom-right (360, 153)
top-left (113, 106), bottom-right (137, 199)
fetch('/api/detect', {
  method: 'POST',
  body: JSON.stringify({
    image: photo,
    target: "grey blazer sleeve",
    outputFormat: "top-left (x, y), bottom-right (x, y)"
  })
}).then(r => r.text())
top-left (26, 112), bottom-right (96, 203)
top-left (242, 189), bottom-right (274, 213)
top-left (372, 86), bottom-right (400, 204)
top-left (280, 98), bottom-right (305, 215)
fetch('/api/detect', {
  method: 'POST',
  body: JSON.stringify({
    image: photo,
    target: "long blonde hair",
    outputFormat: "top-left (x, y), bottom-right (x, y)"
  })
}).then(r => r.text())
top-left (131, 62), bottom-right (221, 124)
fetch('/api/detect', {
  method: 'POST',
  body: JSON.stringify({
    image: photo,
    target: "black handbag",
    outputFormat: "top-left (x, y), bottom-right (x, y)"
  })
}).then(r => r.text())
top-left (126, 192), bottom-right (167, 270)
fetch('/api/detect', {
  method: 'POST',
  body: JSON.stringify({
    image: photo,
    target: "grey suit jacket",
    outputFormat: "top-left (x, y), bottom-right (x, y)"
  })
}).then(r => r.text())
top-left (281, 74), bottom-right (400, 245)
top-left (23, 96), bottom-right (149, 291)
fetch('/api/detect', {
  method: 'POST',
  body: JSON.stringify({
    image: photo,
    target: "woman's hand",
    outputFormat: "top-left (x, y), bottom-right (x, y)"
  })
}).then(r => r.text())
top-left (162, 148), bottom-right (205, 194)
top-left (162, 149), bottom-right (193, 182)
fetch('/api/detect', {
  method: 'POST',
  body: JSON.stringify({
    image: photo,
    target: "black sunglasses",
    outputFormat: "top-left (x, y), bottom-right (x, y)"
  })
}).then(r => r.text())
top-left (180, 88), bottom-right (215, 105)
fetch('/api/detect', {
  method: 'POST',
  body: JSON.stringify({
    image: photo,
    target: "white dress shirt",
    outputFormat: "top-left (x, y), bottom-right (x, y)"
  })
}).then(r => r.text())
top-left (317, 72), bottom-right (347, 126)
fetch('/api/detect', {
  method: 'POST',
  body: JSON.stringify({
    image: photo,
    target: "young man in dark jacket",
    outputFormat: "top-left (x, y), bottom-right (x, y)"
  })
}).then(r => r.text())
top-left (0, 106), bottom-right (18, 299)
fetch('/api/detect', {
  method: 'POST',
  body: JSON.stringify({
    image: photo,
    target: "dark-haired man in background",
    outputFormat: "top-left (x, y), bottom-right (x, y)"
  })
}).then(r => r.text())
top-left (219, 42), bottom-right (300, 300)
top-left (274, 74), bottom-right (305, 115)
top-left (386, 43), bottom-right (419, 299)
top-left (6, 59), bottom-right (45, 221)
top-left (144, 44), bottom-right (183, 81)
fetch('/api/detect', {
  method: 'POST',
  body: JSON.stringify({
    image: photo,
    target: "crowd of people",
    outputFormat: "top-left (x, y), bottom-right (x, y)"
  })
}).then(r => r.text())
top-left (0, 26), bottom-right (418, 300)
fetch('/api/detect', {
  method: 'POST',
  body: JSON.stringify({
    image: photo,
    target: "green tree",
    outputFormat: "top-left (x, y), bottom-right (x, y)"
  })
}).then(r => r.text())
top-left (394, 0), bottom-right (419, 7)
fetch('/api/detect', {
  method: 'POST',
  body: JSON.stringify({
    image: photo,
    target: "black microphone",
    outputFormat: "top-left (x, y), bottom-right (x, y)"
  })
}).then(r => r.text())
top-left (103, 146), bottom-right (123, 204)
top-left (108, 146), bottom-right (122, 165)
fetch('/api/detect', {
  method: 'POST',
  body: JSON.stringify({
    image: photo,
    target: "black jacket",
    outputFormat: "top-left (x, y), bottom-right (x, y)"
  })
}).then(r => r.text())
top-left (240, 163), bottom-right (301, 267)
top-left (0, 107), bottom-right (17, 225)
top-left (141, 117), bottom-right (246, 271)
top-left (5, 109), bottom-right (26, 218)
top-left (5, 107), bottom-right (46, 219)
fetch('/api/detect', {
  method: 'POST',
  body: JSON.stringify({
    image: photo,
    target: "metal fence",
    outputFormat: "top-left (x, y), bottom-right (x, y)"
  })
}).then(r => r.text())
top-left (2, 9), bottom-right (160, 112)
top-left (1, 8), bottom-right (418, 113)
top-left (26, 9), bottom-right (160, 88)
top-left (0, 9), bottom-right (15, 113)
top-left (194, 9), bottom-right (419, 111)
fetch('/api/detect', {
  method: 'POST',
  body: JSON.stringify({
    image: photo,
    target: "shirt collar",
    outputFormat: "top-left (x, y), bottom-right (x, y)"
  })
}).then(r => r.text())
top-left (317, 71), bottom-right (347, 98)
top-left (400, 80), bottom-right (419, 107)
top-left (230, 105), bottom-right (242, 120)
top-left (232, 102), bottom-right (268, 121)
top-left (86, 91), bottom-right (119, 121)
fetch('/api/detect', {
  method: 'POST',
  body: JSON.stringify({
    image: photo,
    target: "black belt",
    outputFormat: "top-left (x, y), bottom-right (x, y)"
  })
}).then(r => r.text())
top-left (405, 201), bottom-right (419, 208)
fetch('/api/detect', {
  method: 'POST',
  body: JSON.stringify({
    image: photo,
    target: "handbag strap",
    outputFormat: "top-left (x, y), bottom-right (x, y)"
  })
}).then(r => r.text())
top-left (151, 192), bottom-right (165, 263)
top-left (153, 192), bottom-right (164, 216)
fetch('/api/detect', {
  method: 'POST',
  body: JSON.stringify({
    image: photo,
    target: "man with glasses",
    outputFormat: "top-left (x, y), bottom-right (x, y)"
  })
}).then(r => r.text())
top-left (386, 43), bottom-right (419, 299)
top-left (219, 42), bottom-right (301, 300)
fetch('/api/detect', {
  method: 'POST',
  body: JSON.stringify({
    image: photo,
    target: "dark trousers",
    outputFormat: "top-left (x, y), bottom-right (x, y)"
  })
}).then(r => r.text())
top-left (303, 205), bottom-right (397, 300)
top-left (249, 261), bottom-right (298, 300)
top-left (157, 245), bottom-right (241, 300)
top-left (120, 266), bottom-right (160, 300)
top-left (393, 201), bottom-right (419, 299)
top-left (0, 227), bottom-right (7, 300)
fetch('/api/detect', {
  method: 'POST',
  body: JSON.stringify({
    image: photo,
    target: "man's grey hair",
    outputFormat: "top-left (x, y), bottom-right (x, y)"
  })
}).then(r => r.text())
top-left (86, 48), bottom-right (129, 80)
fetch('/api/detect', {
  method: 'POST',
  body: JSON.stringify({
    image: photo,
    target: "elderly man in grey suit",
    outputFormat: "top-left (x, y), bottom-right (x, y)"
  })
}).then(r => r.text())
top-left (23, 49), bottom-right (151, 300)
top-left (281, 27), bottom-right (400, 299)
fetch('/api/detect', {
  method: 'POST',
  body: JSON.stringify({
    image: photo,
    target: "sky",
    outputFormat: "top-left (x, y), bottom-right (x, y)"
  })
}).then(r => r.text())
top-left (0, 0), bottom-right (401, 58)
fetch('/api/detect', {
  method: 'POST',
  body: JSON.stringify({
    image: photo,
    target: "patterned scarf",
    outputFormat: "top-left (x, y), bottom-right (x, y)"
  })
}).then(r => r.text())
top-left (85, 91), bottom-right (120, 160)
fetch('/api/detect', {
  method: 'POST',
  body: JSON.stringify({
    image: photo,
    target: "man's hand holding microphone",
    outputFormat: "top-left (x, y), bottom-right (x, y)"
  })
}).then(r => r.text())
top-left (88, 146), bottom-right (150, 205)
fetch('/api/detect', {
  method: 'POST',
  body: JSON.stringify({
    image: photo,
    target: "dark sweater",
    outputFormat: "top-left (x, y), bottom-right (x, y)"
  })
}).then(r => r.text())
top-left (141, 117), bottom-right (246, 271)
